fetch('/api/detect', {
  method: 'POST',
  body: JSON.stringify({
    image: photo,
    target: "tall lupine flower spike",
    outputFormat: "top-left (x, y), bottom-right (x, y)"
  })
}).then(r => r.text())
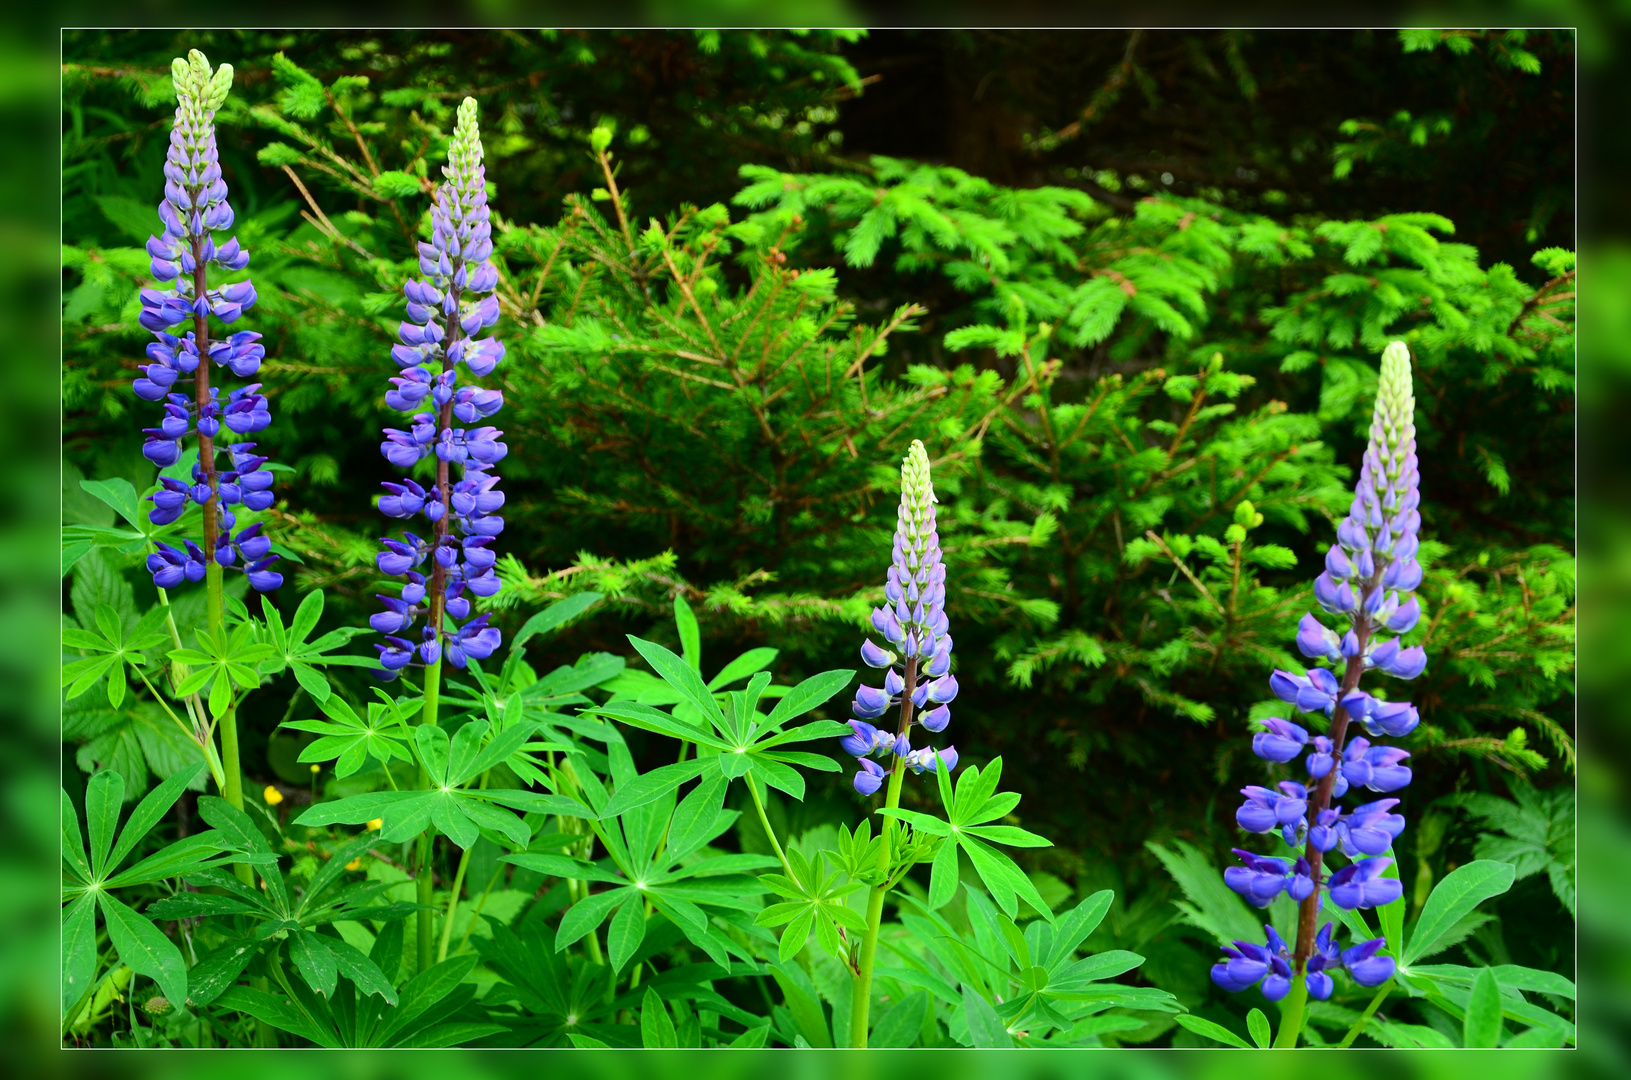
top-left (137, 50), bottom-right (280, 593)
top-left (1214, 342), bottom-right (1422, 1018)
top-left (371, 98), bottom-right (505, 680)
top-left (844, 440), bottom-right (958, 794)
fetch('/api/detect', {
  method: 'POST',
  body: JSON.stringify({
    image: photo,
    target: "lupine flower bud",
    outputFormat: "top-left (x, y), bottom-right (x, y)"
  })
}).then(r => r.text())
top-left (1326, 857), bottom-right (1404, 910)
top-left (854, 758), bottom-right (886, 795)
top-left (1340, 937), bottom-right (1397, 986)
top-left (1223, 849), bottom-right (1312, 908)
top-left (1296, 613), bottom-right (1343, 663)
top-left (1236, 782), bottom-right (1309, 833)
top-left (1251, 718), bottom-right (1309, 762)
top-left (1269, 667), bottom-right (1340, 715)
top-left (1335, 799), bottom-right (1407, 856)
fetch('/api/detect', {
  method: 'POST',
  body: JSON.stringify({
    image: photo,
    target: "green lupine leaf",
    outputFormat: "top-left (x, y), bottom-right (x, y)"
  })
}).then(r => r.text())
top-left (627, 635), bottom-right (724, 728)
top-left (962, 823), bottom-right (1051, 848)
top-left (601, 759), bottom-right (710, 818)
top-left (592, 701), bottom-right (721, 747)
top-left (641, 986), bottom-right (679, 1048)
top-left (61, 789), bottom-right (90, 883)
top-left (510, 592), bottom-right (603, 652)
top-left (555, 888), bottom-right (631, 951)
top-left (1463, 967), bottom-right (1504, 1048)
top-left (215, 985), bottom-right (334, 1046)
top-left (61, 893), bottom-right (98, 1014)
top-left (85, 768), bottom-right (124, 880)
top-left (875, 806), bottom-right (952, 836)
top-left (327, 934), bottom-right (398, 1004)
top-left (759, 669), bottom-right (852, 731)
top-left (961, 983), bottom-right (1013, 1047)
top-left (1405, 860), bottom-right (1515, 965)
top-left (373, 952), bottom-right (480, 1047)
top-left (1174, 1013), bottom-right (1252, 1048)
top-left (98, 890), bottom-right (188, 1006)
top-left (106, 763), bottom-right (204, 874)
top-left (455, 795), bottom-right (532, 850)
top-left (928, 830), bottom-right (960, 908)
top-left (871, 990), bottom-right (928, 1048)
top-left (778, 908), bottom-right (816, 962)
top-left (106, 829), bottom-right (229, 888)
top-left (79, 477), bottom-right (145, 531)
top-left (674, 595), bottom-right (702, 672)
top-left (502, 853), bottom-right (626, 884)
top-left (607, 892), bottom-right (647, 972)
top-left (290, 929), bottom-right (339, 999)
top-left (208, 671), bottom-right (232, 717)
top-left (707, 646), bottom-right (778, 691)
top-left (959, 833), bottom-right (1053, 921)
top-left (185, 937), bottom-right (260, 1009)
top-left (1247, 1008), bottom-right (1271, 1048)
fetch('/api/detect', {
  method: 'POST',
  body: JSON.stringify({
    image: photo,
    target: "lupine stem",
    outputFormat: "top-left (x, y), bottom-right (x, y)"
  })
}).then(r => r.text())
top-left (748, 776), bottom-right (793, 879)
top-left (1336, 983), bottom-right (1391, 1048)
top-left (454, 862), bottom-right (506, 956)
top-left (416, 656), bottom-right (444, 973)
top-left (205, 558), bottom-right (254, 887)
top-left (850, 656), bottom-right (918, 1048)
top-left (1272, 976), bottom-right (1309, 1048)
top-left (437, 841), bottom-right (472, 963)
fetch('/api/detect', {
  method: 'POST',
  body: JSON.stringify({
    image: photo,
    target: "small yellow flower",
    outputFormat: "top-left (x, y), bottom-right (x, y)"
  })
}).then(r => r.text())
top-left (345, 857), bottom-right (363, 871)
top-left (366, 818), bottom-right (383, 832)
top-left (310, 764), bottom-right (321, 774)
top-left (263, 785), bottom-right (284, 806)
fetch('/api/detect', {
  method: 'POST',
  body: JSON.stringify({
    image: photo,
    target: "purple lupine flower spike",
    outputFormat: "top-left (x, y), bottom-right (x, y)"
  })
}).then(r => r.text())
top-left (1214, 343), bottom-right (1428, 1009)
top-left (371, 98), bottom-right (505, 680)
top-left (135, 50), bottom-right (280, 592)
top-left (843, 440), bottom-right (958, 794)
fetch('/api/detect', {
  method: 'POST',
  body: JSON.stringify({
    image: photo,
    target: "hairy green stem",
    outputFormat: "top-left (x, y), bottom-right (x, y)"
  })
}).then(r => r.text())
top-left (1337, 983), bottom-right (1391, 1048)
top-left (1272, 976), bottom-right (1309, 1048)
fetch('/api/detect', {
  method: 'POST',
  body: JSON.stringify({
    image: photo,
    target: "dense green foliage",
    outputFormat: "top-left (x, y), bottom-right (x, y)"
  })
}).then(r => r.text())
top-left (61, 29), bottom-right (1573, 1048)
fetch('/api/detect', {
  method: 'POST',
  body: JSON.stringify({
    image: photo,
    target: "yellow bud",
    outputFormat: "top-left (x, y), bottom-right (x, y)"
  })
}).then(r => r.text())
top-left (310, 764), bottom-right (321, 774)
top-left (366, 818), bottom-right (384, 832)
top-left (345, 857), bottom-right (363, 871)
top-left (263, 785), bottom-right (284, 806)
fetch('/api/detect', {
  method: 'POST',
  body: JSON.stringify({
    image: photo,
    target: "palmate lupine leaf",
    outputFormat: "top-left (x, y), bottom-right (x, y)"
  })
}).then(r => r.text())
top-left (259, 589), bottom-right (374, 702)
top-left (507, 724), bottom-right (778, 973)
top-left (61, 603), bottom-right (171, 709)
top-left (60, 764), bottom-right (227, 1013)
top-left (281, 691), bottom-right (415, 779)
top-left (877, 755), bottom-right (1053, 920)
top-left (295, 718), bottom-right (593, 849)
top-left (589, 635), bottom-right (852, 815)
top-left (150, 800), bottom-right (412, 1009)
